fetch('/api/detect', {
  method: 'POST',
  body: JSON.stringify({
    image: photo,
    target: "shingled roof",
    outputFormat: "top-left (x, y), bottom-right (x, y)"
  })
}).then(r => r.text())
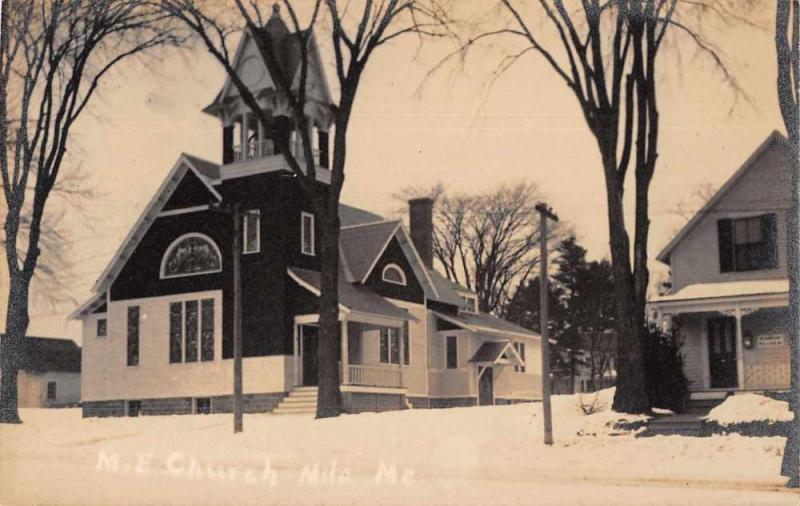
top-left (339, 221), bottom-right (401, 281)
top-left (0, 336), bottom-right (82, 373)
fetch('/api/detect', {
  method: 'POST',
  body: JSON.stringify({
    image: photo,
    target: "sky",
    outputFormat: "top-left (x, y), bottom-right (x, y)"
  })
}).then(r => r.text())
top-left (2, 1), bottom-right (785, 343)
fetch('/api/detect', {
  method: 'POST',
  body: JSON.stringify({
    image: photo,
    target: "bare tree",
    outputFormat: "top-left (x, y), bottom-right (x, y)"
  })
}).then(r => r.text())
top-left (668, 182), bottom-right (717, 223)
top-left (161, 0), bottom-right (450, 418)
top-left (776, 0), bottom-right (799, 488)
top-left (0, 0), bottom-right (180, 424)
top-left (433, 0), bottom-right (744, 412)
top-left (404, 182), bottom-right (566, 314)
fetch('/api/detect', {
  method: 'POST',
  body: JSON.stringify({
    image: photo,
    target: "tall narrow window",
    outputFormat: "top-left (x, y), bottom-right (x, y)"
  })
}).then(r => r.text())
top-left (185, 300), bottom-right (199, 363)
top-left (127, 306), bottom-right (140, 366)
top-left (403, 321), bottom-right (410, 366)
top-left (46, 381), bottom-right (57, 400)
top-left (380, 328), bottom-right (401, 365)
top-left (301, 212), bottom-right (315, 256)
top-left (243, 209), bottom-right (261, 254)
top-left (169, 302), bottom-right (182, 363)
top-left (446, 335), bottom-right (458, 369)
top-left (96, 318), bottom-right (107, 338)
top-left (201, 299), bottom-right (215, 361)
top-left (169, 298), bottom-right (215, 364)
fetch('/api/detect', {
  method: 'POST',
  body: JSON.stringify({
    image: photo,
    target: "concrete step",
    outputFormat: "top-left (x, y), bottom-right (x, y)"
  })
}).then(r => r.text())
top-left (287, 391), bottom-right (319, 399)
top-left (273, 406), bottom-right (317, 415)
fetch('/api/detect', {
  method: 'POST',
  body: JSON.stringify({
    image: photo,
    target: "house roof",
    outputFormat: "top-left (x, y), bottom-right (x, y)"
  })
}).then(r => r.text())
top-left (649, 279), bottom-right (789, 305)
top-left (182, 154), bottom-right (221, 182)
top-left (339, 220), bottom-right (402, 281)
top-left (468, 340), bottom-right (524, 366)
top-left (0, 336), bottom-right (81, 373)
top-left (288, 267), bottom-right (415, 323)
top-left (657, 130), bottom-right (789, 264)
top-left (338, 203), bottom-right (384, 227)
top-left (427, 269), bottom-right (472, 307)
top-left (433, 311), bottom-right (545, 341)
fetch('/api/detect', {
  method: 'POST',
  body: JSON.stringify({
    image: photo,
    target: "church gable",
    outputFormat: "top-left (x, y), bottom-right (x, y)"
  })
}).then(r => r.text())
top-left (162, 170), bottom-right (221, 211)
top-left (363, 236), bottom-right (425, 304)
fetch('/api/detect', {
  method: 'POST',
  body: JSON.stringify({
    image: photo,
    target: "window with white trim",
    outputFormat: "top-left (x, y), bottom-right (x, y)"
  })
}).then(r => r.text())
top-left (381, 264), bottom-right (407, 285)
top-left (459, 293), bottom-right (478, 314)
top-left (301, 212), bottom-right (315, 256)
top-left (169, 298), bottom-right (215, 363)
top-left (46, 381), bottom-right (57, 400)
top-left (96, 318), bottom-right (107, 338)
top-left (243, 209), bottom-right (261, 254)
top-left (446, 335), bottom-right (458, 369)
top-left (513, 342), bottom-right (526, 373)
top-left (380, 327), bottom-right (410, 365)
top-left (161, 233), bottom-right (222, 278)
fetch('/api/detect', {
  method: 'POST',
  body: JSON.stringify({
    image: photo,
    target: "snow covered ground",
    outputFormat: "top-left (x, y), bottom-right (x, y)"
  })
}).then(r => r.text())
top-left (1, 389), bottom-right (797, 505)
top-left (705, 393), bottom-right (793, 426)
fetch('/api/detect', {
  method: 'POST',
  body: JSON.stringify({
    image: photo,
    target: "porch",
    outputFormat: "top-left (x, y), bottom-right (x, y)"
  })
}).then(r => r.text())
top-left (292, 316), bottom-right (409, 391)
top-left (649, 280), bottom-right (790, 393)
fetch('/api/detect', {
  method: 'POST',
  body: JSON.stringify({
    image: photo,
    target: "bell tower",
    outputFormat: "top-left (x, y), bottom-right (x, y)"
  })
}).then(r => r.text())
top-left (202, 5), bottom-right (334, 173)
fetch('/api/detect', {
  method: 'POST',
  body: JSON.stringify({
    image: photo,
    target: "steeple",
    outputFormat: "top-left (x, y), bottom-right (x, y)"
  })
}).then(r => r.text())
top-left (201, 10), bottom-right (335, 172)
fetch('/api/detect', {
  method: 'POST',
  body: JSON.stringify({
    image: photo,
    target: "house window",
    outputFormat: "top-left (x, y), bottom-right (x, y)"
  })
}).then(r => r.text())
top-left (381, 264), bottom-right (407, 285)
top-left (301, 212), bottom-right (315, 256)
top-left (403, 321), bottom-right (410, 366)
top-left (446, 335), bottom-right (458, 369)
top-left (243, 209), bottom-right (261, 254)
top-left (380, 328), bottom-right (403, 365)
top-left (96, 318), bottom-right (107, 338)
top-left (514, 342), bottom-right (526, 373)
top-left (46, 381), bottom-right (56, 400)
top-left (195, 397), bottom-right (211, 415)
top-left (127, 306), bottom-right (140, 366)
top-left (169, 298), bottom-right (215, 363)
top-left (161, 233), bottom-right (222, 278)
top-left (127, 400), bottom-right (141, 417)
top-left (718, 214), bottom-right (778, 272)
top-left (460, 294), bottom-right (478, 314)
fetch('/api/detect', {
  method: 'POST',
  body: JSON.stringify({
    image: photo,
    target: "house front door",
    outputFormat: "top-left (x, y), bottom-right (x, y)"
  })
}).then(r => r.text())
top-left (478, 367), bottom-right (494, 406)
top-left (302, 326), bottom-right (319, 387)
top-left (707, 316), bottom-right (737, 389)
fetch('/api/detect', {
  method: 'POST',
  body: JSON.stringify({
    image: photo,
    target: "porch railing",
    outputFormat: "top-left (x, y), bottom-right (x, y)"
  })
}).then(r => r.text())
top-left (233, 139), bottom-right (321, 164)
top-left (347, 365), bottom-right (403, 388)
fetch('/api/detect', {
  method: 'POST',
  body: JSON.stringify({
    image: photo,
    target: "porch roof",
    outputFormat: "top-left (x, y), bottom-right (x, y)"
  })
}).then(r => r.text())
top-left (433, 311), bottom-right (549, 342)
top-left (288, 267), bottom-right (416, 323)
top-left (649, 279), bottom-right (789, 311)
top-left (468, 340), bottom-right (524, 367)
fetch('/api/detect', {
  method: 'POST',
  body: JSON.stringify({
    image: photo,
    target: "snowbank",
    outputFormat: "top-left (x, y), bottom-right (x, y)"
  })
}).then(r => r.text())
top-left (0, 392), bottom-right (792, 505)
top-left (705, 393), bottom-right (794, 426)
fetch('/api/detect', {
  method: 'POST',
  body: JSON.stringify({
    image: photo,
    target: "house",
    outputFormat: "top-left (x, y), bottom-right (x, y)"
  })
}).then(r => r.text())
top-left (0, 336), bottom-right (81, 407)
top-left (649, 131), bottom-right (791, 397)
top-left (70, 9), bottom-right (543, 417)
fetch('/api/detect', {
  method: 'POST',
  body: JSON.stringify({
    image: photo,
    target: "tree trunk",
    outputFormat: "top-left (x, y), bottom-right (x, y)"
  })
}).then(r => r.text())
top-left (315, 203), bottom-right (343, 418)
top-left (781, 131), bottom-right (800, 485)
top-left (601, 152), bottom-right (650, 414)
top-left (1, 272), bottom-right (30, 423)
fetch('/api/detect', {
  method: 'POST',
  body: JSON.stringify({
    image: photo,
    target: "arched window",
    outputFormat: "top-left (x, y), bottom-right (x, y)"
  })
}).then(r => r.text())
top-left (161, 233), bottom-right (222, 279)
top-left (381, 263), bottom-right (407, 286)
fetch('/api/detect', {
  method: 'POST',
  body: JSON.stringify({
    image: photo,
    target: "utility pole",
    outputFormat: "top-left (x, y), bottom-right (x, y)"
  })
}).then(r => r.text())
top-left (211, 202), bottom-right (244, 434)
top-left (232, 204), bottom-right (243, 434)
top-left (536, 202), bottom-right (558, 446)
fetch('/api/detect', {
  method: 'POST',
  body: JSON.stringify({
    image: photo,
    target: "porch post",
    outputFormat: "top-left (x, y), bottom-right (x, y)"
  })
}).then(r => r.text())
top-left (257, 115), bottom-right (265, 156)
top-left (341, 320), bottom-right (349, 385)
top-left (734, 306), bottom-right (745, 390)
top-left (398, 325), bottom-right (404, 388)
top-left (293, 323), bottom-right (300, 387)
top-left (240, 112), bottom-right (248, 153)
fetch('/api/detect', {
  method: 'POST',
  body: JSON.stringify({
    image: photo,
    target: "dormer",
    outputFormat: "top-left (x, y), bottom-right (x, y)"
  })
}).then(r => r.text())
top-left (202, 5), bottom-right (334, 179)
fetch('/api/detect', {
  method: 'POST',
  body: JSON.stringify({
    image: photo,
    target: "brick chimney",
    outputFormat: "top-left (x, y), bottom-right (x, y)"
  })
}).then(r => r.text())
top-left (408, 197), bottom-right (434, 269)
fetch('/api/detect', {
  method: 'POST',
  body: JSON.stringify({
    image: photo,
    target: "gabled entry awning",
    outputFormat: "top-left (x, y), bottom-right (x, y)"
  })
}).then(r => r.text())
top-left (468, 340), bottom-right (524, 367)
